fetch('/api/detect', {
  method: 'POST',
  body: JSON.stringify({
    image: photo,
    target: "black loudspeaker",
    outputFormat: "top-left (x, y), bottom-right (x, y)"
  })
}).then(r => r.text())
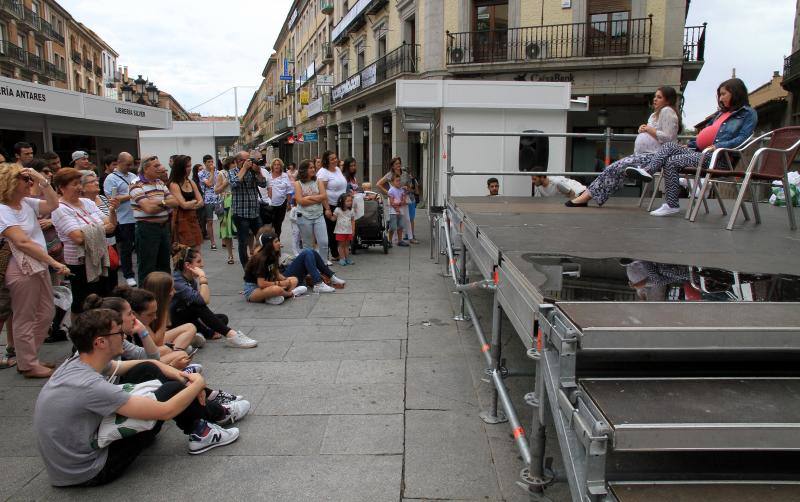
top-left (519, 130), bottom-right (549, 172)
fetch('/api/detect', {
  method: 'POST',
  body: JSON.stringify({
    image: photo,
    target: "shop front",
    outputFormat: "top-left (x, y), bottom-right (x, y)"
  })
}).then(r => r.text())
top-left (0, 76), bottom-right (171, 166)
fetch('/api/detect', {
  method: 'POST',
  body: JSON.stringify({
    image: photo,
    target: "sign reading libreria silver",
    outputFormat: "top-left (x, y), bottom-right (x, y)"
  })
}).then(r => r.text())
top-left (83, 94), bottom-right (170, 129)
top-left (332, 74), bottom-right (361, 103)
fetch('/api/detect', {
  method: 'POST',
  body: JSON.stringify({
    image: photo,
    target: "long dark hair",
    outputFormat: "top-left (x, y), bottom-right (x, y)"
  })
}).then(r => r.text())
top-left (168, 155), bottom-right (191, 185)
top-left (717, 78), bottom-right (749, 111)
top-left (112, 286), bottom-right (156, 314)
top-left (191, 163), bottom-right (202, 188)
top-left (654, 86), bottom-right (682, 133)
top-left (343, 157), bottom-right (357, 183)
top-left (296, 159), bottom-right (315, 183)
top-left (321, 150), bottom-right (335, 169)
top-left (171, 243), bottom-right (198, 273)
top-left (244, 230), bottom-right (280, 281)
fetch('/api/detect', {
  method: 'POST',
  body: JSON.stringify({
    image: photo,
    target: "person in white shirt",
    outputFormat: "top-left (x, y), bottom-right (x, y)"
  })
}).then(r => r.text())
top-left (266, 158), bottom-right (293, 239)
top-left (316, 151), bottom-right (347, 262)
top-left (532, 175), bottom-right (587, 199)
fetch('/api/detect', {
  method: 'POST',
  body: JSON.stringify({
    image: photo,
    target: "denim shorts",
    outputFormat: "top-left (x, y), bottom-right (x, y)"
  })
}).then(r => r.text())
top-left (243, 282), bottom-right (258, 301)
top-left (388, 214), bottom-right (404, 232)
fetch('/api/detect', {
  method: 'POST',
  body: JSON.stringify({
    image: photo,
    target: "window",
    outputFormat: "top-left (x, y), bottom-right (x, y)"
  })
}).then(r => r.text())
top-left (31, 1), bottom-right (40, 15)
top-left (340, 55), bottom-right (349, 80)
top-left (587, 0), bottom-right (631, 56)
top-left (0, 22), bottom-right (7, 46)
top-left (377, 36), bottom-right (386, 58)
top-left (18, 34), bottom-right (26, 50)
top-left (356, 41), bottom-right (365, 71)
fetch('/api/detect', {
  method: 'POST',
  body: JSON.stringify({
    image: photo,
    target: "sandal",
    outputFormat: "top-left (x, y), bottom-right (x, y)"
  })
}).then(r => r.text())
top-left (211, 244), bottom-right (218, 250)
top-left (0, 354), bottom-right (16, 369)
top-left (227, 258), bottom-right (235, 264)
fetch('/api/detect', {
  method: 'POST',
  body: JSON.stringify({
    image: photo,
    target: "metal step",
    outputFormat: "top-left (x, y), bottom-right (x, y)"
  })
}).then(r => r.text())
top-left (580, 378), bottom-right (800, 451)
top-left (609, 481), bottom-right (800, 502)
top-left (554, 302), bottom-right (800, 353)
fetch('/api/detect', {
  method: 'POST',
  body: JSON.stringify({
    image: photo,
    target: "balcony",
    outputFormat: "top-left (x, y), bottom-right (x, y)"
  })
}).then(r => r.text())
top-left (275, 116), bottom-right (294, 133)
top-left (0, 40), bottom-right (27, 68)
top-left (263, 109), bottom-right (273, 121)
top-left (0, 0), bottom-right (23, 20)
top-left (94, 65), bottom-right (102, 78)
top-left (321, 1), bottom-right (333, 14)
top-left (682, 23), bottom-right (706, 82)
top-left (331, 43), bottom-right (418, 105)
top-left (84, 59), bottom-right (93, 71)
top-left (446, 16), bottom-right (652, 67)
top-left (45, 61), bottom-right (66, 82)
top-left (332, 0), bottom-right (387, 44)
top-left (19, 6), bottom-right (42, 32)
top-left (70, 51), bottom-right (81, 65)
top-left (41, 19), bottom-right (65, 44)
top-left (784, 49), bottom-right (800, 89)
top-left (321, 42), bottom-right (334, 64)
top-left (27, 53), bottom-right (43, 73)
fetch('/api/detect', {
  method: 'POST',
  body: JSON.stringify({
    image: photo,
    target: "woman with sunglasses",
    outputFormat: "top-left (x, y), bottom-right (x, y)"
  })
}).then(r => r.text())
top-left (0, 163), bottom-right (70, 378)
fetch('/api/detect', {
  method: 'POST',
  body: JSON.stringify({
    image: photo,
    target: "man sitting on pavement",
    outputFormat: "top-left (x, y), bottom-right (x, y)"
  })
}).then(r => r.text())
top-left (33, 308), bottom-right (242, 487)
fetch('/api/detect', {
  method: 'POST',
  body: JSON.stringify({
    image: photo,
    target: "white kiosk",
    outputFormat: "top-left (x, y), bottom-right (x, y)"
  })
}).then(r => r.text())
top-left (139, 121), bottom-right (240, 165)
top-left (395, 80), bottom-right (587, 204)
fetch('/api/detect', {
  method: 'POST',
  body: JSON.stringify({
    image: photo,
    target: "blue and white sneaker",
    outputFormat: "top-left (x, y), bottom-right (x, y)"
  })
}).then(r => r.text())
top-left (183, 363), bottom-right (203, 375)
top-left (210, 389), bottom-right (243, 405)
top-left (188, 420), bottom-right (239, 454)
top-left (216, 399), bottom-right (251, 426)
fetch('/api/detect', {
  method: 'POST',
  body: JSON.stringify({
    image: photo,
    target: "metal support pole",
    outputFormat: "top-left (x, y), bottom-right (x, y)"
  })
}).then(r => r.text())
top-left (446, 125), bottom-right (453, 201)
top-left (604, 126), bottom-right (612, 166)
top-left (454, 232), bottom-right (470, 321)
top-left (521, 319), bottom-right (554, 495)
top-left (481, 289), bottom-right (508, 424)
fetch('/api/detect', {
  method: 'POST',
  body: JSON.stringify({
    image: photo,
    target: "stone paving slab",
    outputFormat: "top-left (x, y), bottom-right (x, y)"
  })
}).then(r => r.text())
top-left (320, 414), bottom-right (404, 455)
top-left (0, 458), bottom-right (45, 501)
top-left (336, 359), bottom-right (406, 384)
top-left (254, 383), bottom-right (405, 415)
top-left (283, 340), bottom-right (400, 361)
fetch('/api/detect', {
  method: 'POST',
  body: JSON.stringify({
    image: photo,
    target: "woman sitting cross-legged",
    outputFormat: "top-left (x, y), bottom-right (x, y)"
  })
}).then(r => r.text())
top-left (567, 86), bottom-right (681, 208)
top-left (170, 244), bottom-right (258, 348)
top-left (243, 231), bottom-right (310, 305)
top-left (32, 309), bottom-right (247, 488)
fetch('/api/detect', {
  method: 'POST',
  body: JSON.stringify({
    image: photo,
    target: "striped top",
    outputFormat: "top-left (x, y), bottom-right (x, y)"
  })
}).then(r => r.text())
top-left (51, 198), bottom-right (105, 266)
top-left (130, 178), bottom-right (171, 223)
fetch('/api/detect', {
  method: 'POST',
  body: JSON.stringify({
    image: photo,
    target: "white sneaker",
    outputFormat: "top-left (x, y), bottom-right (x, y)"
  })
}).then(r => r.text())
top-left (649, 203), bottom-right (681, 217)
top-left (125, 277), bottom-right (137, 287)
top-left (217, 399), bottom-right (251, 425)
top-left (313, 282), bottom-right (336, 293)
top-left (183, 363), bottom-right (203, 375)
top-left (325, 260), bottom-right (333, 266)
top-left (679, 177), bottom-right (705, 199)
top-left (266, 296), bottom-right (285, 305)
top-left (292, 285), bottom-right (308, 297)
top-left (188, 421), bottom-right (239, 454)
top-left (192, 333), bottom-right (206, 349)
top-left (330, 275), bottom-right (346, 286)
top-left (625, 166), bottom-right (653, 182)
top-left (225, 330), bottom-right (258, 348)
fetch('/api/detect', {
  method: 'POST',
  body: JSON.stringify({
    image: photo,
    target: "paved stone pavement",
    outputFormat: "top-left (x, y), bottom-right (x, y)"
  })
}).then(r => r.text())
top-left (0, 213), bottom-right (570, 502)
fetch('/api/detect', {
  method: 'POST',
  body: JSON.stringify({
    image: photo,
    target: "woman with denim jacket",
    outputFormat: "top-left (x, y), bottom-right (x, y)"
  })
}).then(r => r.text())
top-left (626, 78), bottom-right (757, 216)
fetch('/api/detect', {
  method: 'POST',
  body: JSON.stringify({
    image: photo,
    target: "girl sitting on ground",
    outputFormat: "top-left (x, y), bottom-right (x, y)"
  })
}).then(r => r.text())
top-left (243, 231), bottom-right (309, 305)
top-left (170, 244), bottom-right (258, 348)
top-left (112, 286), bottom-right (195, 370)
top-left (331, 193), bottom-right (355, 266)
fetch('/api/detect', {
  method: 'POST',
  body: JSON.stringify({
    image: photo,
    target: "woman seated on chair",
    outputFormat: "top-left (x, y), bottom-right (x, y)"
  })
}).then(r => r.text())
top-left (624, 78), bottom-right (757, 217)
top-left (567, 86), bottom-right (681, 209)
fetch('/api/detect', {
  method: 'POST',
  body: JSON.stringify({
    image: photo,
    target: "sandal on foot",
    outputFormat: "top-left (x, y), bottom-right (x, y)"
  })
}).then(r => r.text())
top-left (0, 354), bottom-right (16, 369)
top-left (227, 258), bottom-right (235, 264)
top-left (211, 244), bottom-right (218, 250)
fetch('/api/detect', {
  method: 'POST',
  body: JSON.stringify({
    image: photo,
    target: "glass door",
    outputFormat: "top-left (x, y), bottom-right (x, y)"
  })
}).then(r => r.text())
top-left (472, 0), bottom-right (508, 63)
top-left (587, 10), bottom-right (630, 56)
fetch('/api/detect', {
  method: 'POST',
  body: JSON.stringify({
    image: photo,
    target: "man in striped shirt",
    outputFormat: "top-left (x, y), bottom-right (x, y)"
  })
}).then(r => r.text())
top-left (130, 156), bottom-right (179, 282)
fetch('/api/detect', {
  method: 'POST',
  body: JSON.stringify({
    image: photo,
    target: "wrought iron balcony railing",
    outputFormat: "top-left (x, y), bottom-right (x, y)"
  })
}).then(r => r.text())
top-left (94, 65), bottom-right (102, 77)
top-left (446, 16), bottom-right (652, 65)
top-left (275, 116), bottom-right (293, 132)
top-left (21, 6), bottom-right (41, 31)
top-left (84, 59), bottom-right (93, 71)
top-left (27, 53), bottom-right (43, 73)
top-left (0, 40), bottom-right (27, 67)
top-left (683, 23), bottom-right (706, 62)
top-left (45, 61), bottom-right (66, 81)
top-left (784, 48), bottom-right (800, 87)
top-left (321, 42), bottom-right (334, 64)
top-left (331, 43), bottom-right (418, 104)
top-left (70, 51), bottom-right (81, 64)
top-left (0, 0), bottom-right (23, 19)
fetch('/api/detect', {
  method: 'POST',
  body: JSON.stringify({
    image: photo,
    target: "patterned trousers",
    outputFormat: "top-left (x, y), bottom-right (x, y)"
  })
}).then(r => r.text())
top-left (588, 153), bottom-right (655, 205)
top-left (645, 142), bottom-right (711, 208)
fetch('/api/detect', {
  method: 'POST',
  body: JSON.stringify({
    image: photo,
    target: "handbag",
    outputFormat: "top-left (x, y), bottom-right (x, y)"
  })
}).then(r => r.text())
top-left (96, 379), bottom-right (161, 448)
top-left (107, 244), bottom-right (120, 270)
top-left (213, 200), bottom-right (225, 217)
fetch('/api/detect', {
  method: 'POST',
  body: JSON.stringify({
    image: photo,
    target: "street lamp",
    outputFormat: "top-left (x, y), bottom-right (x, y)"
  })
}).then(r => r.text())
top-left (120, 75), bottom-right (160, 107)
top-left (134, 75), bottom-right (147, 95)
top-left (146, 82), bottom-right (159, 105)
top-left (121, 83), bottom-right (133, 103)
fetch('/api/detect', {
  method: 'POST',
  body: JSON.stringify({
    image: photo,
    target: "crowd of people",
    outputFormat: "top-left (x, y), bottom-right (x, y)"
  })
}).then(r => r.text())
top-left (0, 141), bottom-right (425, 487)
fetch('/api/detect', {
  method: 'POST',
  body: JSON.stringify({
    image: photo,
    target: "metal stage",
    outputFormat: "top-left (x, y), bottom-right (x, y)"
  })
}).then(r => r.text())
top-left (442, 195), bottom-right (800, 502)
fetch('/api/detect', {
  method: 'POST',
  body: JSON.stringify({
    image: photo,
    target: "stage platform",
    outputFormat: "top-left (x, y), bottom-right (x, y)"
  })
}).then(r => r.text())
top-left (445, 196), bottom-right (800, 502)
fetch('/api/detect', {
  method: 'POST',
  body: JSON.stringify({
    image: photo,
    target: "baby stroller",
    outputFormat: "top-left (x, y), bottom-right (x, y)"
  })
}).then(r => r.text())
top-left (352, 191), bottom-right (389, 254)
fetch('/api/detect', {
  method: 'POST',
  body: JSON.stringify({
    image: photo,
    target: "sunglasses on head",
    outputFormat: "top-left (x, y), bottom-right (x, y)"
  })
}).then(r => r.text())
top-left (18, 174), bottom-right (34, 184)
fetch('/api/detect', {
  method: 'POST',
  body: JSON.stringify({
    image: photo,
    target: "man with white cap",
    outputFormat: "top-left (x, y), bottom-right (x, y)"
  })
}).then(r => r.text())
top-left (71, 151), bottom-right (90, 170)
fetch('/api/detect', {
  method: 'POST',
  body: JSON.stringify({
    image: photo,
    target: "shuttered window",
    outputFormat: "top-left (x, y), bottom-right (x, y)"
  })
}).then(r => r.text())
top-left (588, 0), bottom-right (631, 14)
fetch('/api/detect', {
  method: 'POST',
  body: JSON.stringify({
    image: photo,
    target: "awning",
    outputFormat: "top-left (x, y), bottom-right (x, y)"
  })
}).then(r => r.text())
top-left (257, 131), bottom-right (291, 149)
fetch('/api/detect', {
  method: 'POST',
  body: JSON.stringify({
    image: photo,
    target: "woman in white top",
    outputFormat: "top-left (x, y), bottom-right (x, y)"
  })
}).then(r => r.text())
top-left (316, 151), bottom-right (347, 262)
top-left (52, 168), bottom-right (115, 315)
top-left (567, 86), bottom-right (681, 207)
top-left (78, 170), bottom-right (119, 294)
top-left (267, 158), bottom-right (293, 239)
top-left (0, 163), bottom-right (69, 378)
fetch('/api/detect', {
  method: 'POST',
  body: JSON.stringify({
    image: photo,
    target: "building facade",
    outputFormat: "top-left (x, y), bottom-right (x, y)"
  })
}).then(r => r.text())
top-left (0, 0), bottom-right (69, 88)
top-left (240, 0), bottom-right (706, 189)
top-left (66, 22), bottom-right (117, 96)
